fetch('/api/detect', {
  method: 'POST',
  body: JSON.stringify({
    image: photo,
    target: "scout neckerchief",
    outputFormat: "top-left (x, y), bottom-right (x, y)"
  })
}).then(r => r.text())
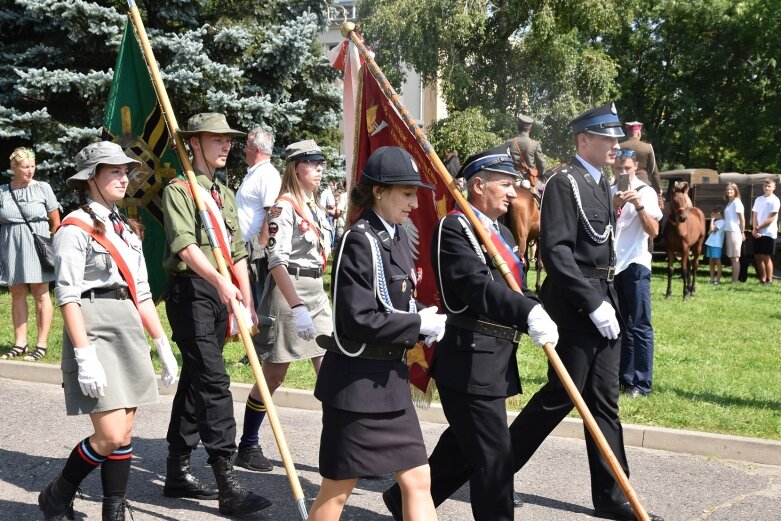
top-left (449, 204), bottom-right (525, 287)
top-left (276, 194), bottom-right (328, 271)
top-left (170, 178), bottom-right (239, 286)
top-left (61, 213), bottom-right (140, 308)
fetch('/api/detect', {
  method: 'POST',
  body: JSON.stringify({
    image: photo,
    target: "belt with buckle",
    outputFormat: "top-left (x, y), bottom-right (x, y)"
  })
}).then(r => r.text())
top-left (287, 266), bottom-right (324, 278)
top-left (316, 335), bottom-right (406, 361)
top-left (578, 265), bottom-right (616, 282)
top-left (446, 316), bottom-right (522, 343)
top-left (81, 287), bottom-right (130, 301)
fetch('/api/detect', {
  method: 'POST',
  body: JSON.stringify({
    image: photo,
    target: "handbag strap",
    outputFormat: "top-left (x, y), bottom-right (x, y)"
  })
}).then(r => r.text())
top-left (7, 185), bottom-right (37, 236)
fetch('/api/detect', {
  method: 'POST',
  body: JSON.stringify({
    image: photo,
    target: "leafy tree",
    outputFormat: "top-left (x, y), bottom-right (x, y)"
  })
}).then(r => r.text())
top-left (0, 0), bottom-right (341, 200)
top-left (358, 0), bottom-right (624, 159)
top-left (427, 107), bottom-right (501, 159)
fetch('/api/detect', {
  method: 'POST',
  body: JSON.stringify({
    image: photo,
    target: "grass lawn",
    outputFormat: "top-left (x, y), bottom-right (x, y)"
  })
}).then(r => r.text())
top-left (1, 262), bottom-right (779, 440)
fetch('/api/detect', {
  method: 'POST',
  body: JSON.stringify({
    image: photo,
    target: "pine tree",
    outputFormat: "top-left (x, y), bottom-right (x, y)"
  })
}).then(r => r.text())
top-left (0, 0), bottom-right (341, 200)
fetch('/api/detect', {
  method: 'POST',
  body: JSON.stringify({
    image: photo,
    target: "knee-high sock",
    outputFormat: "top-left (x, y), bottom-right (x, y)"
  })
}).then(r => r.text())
top-left (101, 444), bottom-right (132, 498)
top-left (239, 396), bottom-right (266, 447)
top-left (62, 437), bottom-right (108, 485)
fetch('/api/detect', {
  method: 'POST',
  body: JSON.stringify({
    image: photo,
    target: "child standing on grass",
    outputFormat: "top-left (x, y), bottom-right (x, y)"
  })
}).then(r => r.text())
top-left (706, 209), bottom-right (725, 284)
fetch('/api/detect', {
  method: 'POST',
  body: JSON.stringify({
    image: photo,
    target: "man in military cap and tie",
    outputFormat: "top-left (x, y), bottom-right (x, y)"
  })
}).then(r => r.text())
top-left (506, 103), bottom-right (664, 520)
top-left (161, 113), bottom-right (271, 516)
top-left (620, 121), bottom-right (661, 195)
top-left (506, 114), bottom-right (546, 187)
top-left (382, 145), bottom-right (559, 521)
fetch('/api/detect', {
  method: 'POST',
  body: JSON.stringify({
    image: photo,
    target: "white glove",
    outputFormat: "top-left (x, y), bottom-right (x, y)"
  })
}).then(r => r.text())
top-left (73, 345), bottom-right (107, 399)
top-left (418, 306), bottom-right (446, 345)
top-left (588, 301), bottom-right (620, 340)
top-left (526, 304), bottom-right (559, 348)
top-left (153, 337), bottom-right (179, 387)
top-left (292, 305), bottom-right (316, 341)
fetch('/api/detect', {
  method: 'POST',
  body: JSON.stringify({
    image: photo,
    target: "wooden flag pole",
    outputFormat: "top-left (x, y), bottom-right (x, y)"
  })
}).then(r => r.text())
top-left (341, 21), bottom-right (651, 521)
top-left (126, 2), bottom-right (308, 518)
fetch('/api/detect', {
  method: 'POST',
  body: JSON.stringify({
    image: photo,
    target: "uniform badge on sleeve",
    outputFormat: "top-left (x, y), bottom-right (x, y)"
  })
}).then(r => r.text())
top-left (268, 206), bottom-right (282, 219)
top-left (268, 222), bottom-right (278, 236)
top-left (268, 237), bottom-right (277, 249)
top-left (299, 220), bottom-right (310, 233)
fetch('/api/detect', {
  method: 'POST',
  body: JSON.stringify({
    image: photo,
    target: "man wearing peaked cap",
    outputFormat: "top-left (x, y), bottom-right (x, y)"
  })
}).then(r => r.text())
top-left (505, 103), bottom-right (665, 520)
top-left (620, 120), bottom-right (662, 194)
top-left (505, 114), bottom-right (546, 188)
top-left (382, 144), bottom-right (559, 521)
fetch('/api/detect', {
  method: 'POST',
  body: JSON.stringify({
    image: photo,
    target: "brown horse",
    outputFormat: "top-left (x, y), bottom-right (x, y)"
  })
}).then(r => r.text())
top-left (501, 185), bottom-right (543, 291)
top-left (664, 182), bottom-right (705, 300)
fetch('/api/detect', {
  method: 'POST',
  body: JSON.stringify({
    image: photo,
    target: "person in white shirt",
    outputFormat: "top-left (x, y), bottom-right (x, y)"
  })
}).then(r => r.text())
top-left (611, 148), bottom-right (663, 397)
top-left (237, 127), bottom-right (281, 302)
top-left (722, 182), bottom-right (745, 283)
top-left (751, 179), bottom-right (780, 285)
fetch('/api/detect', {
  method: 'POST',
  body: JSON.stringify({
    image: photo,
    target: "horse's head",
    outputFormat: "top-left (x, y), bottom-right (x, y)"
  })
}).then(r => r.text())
top-left (670, 182), bottom-right (690, 223)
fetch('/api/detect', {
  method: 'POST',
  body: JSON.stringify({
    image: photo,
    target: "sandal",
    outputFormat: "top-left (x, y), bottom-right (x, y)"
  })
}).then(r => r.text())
top-left (1, 345), bottom-right (28, 359)
top-left (23, 346), bottom-right (47, 361)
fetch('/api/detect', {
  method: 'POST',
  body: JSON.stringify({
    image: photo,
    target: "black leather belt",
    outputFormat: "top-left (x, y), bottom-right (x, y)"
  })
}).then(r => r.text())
top-left (446, 316), bottom-right (522, 343)
top-left (316, 335), bottom-right (406, 361)
top-left (578, 265), bottom-right (615, 282)
top-left (287, 266), bottom-right (323, 278)
top-left (81, 287), bottom-right (130, 301)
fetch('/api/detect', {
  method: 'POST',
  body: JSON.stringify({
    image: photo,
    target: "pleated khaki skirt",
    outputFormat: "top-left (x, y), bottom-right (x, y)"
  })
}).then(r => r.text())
top-left (253, 274), bottom-right (332, 363)
top-left (61, 297), bottom-right (158, 415)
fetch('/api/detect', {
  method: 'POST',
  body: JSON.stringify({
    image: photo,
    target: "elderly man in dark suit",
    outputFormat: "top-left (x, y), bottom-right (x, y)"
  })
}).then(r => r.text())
top-left (507, 103), bottom-right (664, 521)
top-left (382, 145), bottom-right (559, 521)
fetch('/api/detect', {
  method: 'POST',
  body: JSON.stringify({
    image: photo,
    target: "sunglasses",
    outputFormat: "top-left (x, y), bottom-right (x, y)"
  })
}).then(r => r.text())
top-left (615, 149), bottom-right (636, 159)
top-left (300, 159), bottom-right (326, 167)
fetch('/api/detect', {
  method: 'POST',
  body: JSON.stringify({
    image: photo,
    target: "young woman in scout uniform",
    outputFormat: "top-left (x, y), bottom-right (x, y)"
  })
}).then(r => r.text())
top-left (237, 140), bottom-right (333, 472)
top-left (38, 142), bottom-right (178, 521)
top-left (307, 146), bottom-right (446, 521)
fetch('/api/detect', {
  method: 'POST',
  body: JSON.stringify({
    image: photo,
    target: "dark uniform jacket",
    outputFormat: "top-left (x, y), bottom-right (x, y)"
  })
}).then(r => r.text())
top-left (506, 132), bottom-right (545, 178)
top-left (314, 211), bottom-right (422, 414)
top-left (619, 138), bottom-right (660, 194)
top-left (429, 213), bottom-right (539, 398)
top-left (538, 157), bottom-right (620, 332)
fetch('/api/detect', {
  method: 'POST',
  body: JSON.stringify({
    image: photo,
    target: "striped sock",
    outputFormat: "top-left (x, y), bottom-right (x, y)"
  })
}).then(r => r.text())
top-left (101, 444), bottom-right (132, 498)
top-left (239, 396), bottom-right (266, 447)
top-left (62, 437), bottom-right (108, 486)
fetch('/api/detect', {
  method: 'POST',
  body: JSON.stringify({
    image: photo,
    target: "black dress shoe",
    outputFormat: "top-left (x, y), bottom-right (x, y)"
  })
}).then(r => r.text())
top-left (382, 488), bottom-right (403, 521)
top-left (593, 501), bottom-right (664, 521)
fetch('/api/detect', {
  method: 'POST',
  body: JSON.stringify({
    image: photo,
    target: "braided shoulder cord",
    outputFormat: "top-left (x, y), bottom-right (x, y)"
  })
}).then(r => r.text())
top-left (366, 232), bottom-right (416, 314)
top-left (566, 174), bottom-right (614, 245)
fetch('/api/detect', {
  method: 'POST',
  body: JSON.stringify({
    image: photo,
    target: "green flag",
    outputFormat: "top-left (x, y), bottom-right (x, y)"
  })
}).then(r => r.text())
top-left (102, 20), bottom-right (181, 301)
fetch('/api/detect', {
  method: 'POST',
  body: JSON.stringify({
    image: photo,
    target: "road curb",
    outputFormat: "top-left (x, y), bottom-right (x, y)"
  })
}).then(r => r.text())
top-left (3, 360), bottom-right (779, 466)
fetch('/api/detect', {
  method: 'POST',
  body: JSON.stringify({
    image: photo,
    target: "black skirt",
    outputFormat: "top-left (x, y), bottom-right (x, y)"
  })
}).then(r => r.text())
top-left (318, 402), bottom-right (428, 480)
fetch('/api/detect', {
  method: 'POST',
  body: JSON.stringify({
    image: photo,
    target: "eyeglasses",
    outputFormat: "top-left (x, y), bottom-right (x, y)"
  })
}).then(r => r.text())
top-left (615, 149), bottom-right (636, 159)
top-left (300, 160), bottom-right (326, 168)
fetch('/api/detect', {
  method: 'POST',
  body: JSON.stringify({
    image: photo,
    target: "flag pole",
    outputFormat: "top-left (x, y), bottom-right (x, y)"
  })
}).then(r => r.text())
top-left (126, 2), bottom-right (308, 518)
top-left (341, 21), bottom-right (651, 521)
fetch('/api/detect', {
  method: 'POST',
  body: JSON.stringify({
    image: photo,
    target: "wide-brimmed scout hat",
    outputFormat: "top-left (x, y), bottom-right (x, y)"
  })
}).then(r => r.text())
top-left (458, 145), bottom-right (519, 181)
top-left (177, 113), bottom-right (245, 138)
top-left (285, 139), bottom-right (326, 162)
top-left (570, 102), bottom-right (625, 138)
top-left (67, 141), bottom-right (141, 189)
top-left (359, 146), bottom-right (433, 189)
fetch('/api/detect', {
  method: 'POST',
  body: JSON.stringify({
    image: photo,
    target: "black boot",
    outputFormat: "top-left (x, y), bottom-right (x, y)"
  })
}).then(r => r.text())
top-left (102, 497), bottom-right (129, 521)
top-left (163, 453), bottom-right (219, 499)
top-left (211, 457), bottom-right (272, 516)
top-left (38, 473), bottom-right (78, 521)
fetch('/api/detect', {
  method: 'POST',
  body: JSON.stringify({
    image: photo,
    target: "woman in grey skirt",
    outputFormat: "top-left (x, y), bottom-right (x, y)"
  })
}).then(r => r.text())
top-left (235, 140), bottom-right (333, 472)
top-left (37, 142), bottom-right (178, 521)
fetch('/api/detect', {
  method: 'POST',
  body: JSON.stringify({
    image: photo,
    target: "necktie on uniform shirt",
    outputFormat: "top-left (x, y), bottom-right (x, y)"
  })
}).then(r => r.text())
top-left (210, 183), bottom-right (223, 209)
top-left (109, 212), bottom-right (128, 244)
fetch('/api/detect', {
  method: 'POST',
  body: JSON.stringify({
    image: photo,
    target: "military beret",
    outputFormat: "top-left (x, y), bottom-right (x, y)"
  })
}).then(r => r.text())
top-left (570, 102), bottom-right (625, 138)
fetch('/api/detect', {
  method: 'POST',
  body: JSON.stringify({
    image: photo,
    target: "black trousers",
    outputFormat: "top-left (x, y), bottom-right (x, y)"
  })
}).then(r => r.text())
top-left (509, 329), bottom-right (629, 507)
top-left (426, 387), bottom-right (515, 521)
top-left (165, 276), bottom-right (235, 463)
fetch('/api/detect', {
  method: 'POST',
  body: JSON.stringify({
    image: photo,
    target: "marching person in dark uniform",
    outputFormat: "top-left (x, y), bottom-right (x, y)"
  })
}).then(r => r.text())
top-left (383, 145), bottom-right (559, 521)
top-left (308, 147), bottom-right (446, 521)
top-left (620, 121), bottom-right (661, 195)
top-left (161, 113), bottom-right (271, 516)
top-left (507, 103), bottom-right (664, 520)
top-left (506, 114), bottom-right (546, 187)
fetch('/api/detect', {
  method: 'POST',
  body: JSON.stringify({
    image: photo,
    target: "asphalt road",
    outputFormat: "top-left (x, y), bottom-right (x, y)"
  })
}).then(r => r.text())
top-left (1, 377), bottom-right (779, 520)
